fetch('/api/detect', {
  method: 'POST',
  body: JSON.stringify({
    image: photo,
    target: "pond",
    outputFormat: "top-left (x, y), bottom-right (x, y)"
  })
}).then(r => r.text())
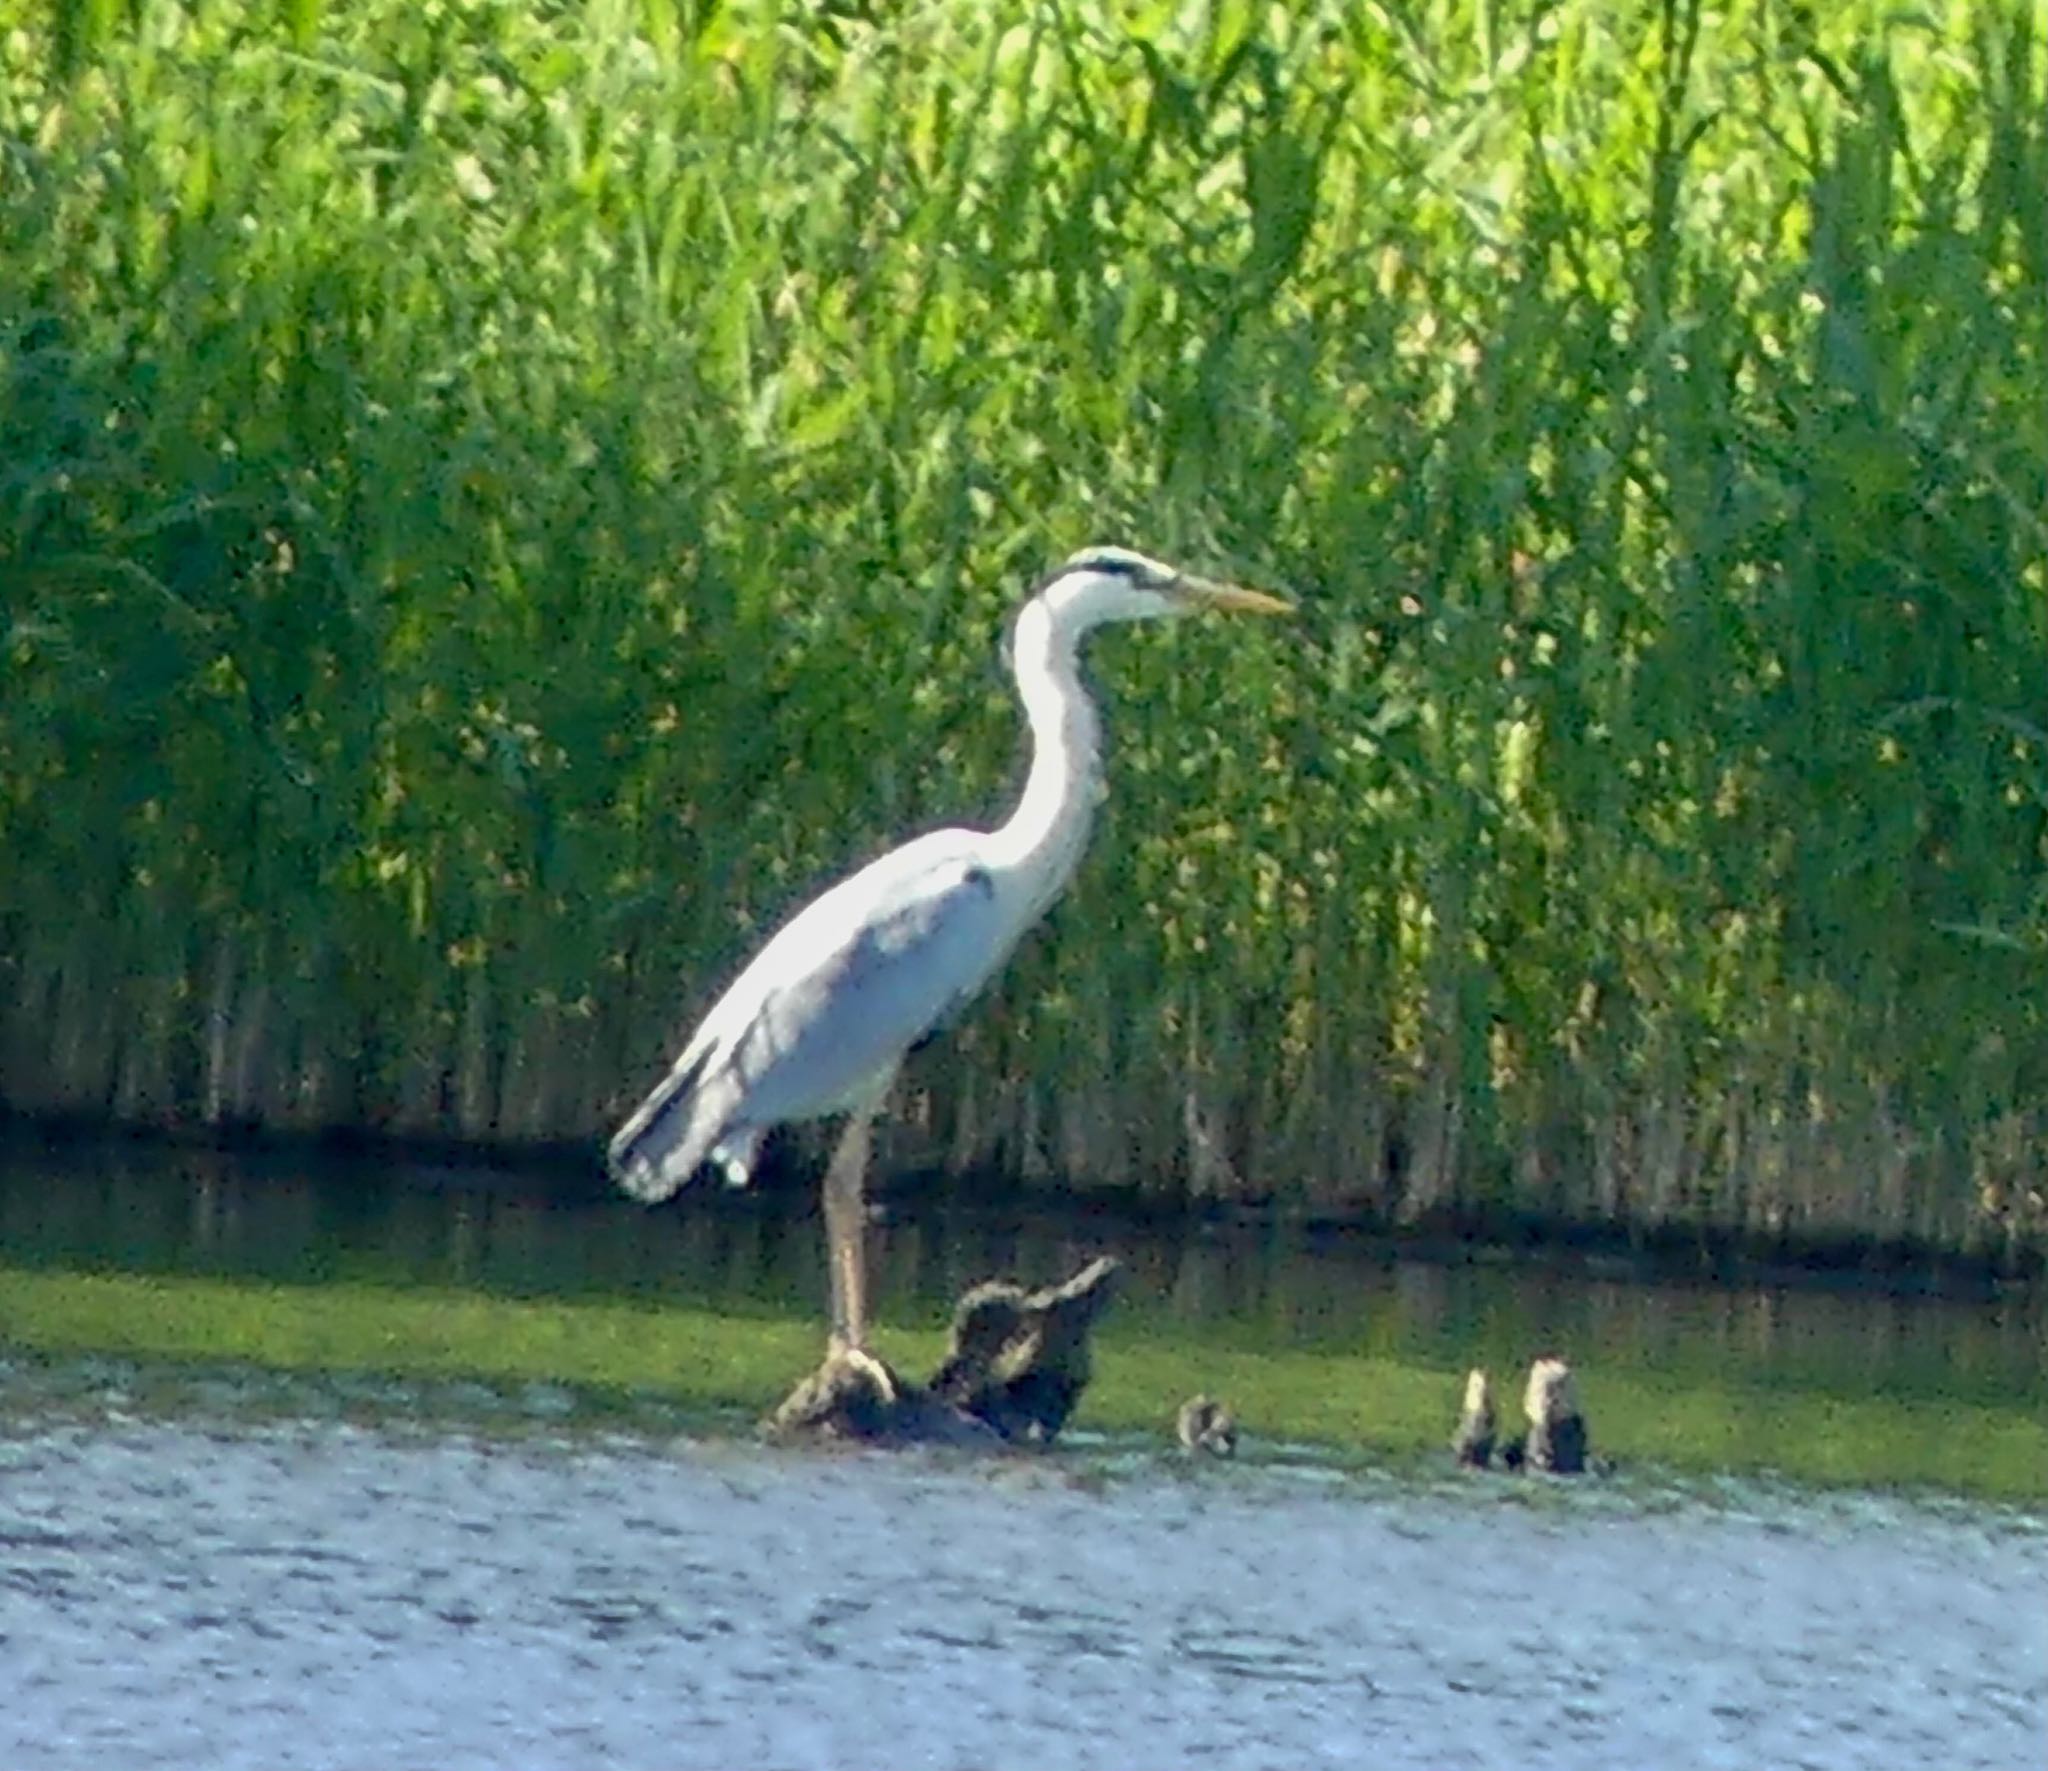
top-left (0, 1136), bottom-right (2044, 1767)
top-left (2, 1361), bottom-right (2043, 1770)
top-left (3, 1137), bottom-right (2042, 1416)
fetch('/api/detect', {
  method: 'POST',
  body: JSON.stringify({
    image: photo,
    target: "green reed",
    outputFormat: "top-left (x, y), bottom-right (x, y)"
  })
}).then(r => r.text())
top-left (1, 0), bottom-right (2043, 1258)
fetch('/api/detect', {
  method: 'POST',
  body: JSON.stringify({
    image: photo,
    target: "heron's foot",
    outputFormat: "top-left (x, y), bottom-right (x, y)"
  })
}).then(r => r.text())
top-left (826, 1339), bottom-right (900, 1408)
top-left (765, 1339), bottom-right (929, 1443)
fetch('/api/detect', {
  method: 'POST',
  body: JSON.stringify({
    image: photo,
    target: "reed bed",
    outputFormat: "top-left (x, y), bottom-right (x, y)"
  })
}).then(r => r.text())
top-left (2, 0), bottom-right (2043, 1260)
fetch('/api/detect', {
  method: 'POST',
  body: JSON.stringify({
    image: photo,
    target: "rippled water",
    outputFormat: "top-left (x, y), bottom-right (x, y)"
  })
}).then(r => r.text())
top-left (4, 1365), bottom-right (2042, 1770)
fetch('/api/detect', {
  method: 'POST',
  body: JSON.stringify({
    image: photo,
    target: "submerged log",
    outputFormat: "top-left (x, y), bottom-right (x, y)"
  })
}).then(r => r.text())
top-left (767, 1256), bottom-right (1123, 1447)
top-left (928, 1255), bottom-right (1123, 1443)
top-left (1450, 1368), bottom-right (1496, 1470)
top-left (765, 1344), bottom-right (999, 1446)
top-left (1523, 1355), bottom-right (1590, 1475)
top-left (1176, 1394), bottom-right (1238, 1457)
top-left (1451, 1359), bottom-right (1595, 1475)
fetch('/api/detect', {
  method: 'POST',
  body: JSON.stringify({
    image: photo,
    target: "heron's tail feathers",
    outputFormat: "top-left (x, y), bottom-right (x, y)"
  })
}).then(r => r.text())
top-left (608, 1041), bottom-right (752, 1202)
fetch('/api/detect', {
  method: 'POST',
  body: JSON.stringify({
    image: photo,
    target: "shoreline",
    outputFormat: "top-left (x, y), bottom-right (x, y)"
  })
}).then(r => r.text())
top-left (5, 1106), bottom-right (2039, 1298)
top-left (1, 1261), bottom-right (2042, 1507)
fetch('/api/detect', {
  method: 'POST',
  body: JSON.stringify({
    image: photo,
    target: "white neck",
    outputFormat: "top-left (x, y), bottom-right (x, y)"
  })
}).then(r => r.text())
top-left (981, 596), bottom-right (1104, 910)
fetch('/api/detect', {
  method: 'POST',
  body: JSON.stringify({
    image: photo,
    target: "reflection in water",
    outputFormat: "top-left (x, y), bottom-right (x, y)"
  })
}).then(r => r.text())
top-left (0, 1378), bottom-right (2041, 1771)
top-left (1, 1137), bottom-right (2041, 1411)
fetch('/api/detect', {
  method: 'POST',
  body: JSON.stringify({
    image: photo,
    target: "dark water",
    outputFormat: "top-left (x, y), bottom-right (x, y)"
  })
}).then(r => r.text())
top-left (1, 1140), bottom-right (2045, 1767)
top-left (1, 1137), bottom-right (2043, 1412)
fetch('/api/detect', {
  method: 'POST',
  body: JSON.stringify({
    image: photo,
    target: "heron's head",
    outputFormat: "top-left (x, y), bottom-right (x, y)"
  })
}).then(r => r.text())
top-left (1036, 545), bottom-right (1293, 631)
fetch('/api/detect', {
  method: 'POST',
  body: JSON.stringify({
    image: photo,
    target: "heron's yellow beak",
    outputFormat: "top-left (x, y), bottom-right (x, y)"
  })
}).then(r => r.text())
top-left (1170, 573), bottom-right (1294, 617)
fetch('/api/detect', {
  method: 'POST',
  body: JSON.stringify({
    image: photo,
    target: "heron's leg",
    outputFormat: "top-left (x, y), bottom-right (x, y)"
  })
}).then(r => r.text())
top-left (822, 1107), bottom-right (876, 1354)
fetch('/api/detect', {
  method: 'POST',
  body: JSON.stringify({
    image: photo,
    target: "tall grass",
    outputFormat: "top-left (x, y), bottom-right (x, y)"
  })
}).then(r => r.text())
top-left (1, 0), bottom-right (2043, 1260)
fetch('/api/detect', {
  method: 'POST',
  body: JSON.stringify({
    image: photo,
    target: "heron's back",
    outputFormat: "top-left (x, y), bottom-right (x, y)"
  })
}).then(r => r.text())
top-left (609, 828), bottom-right (1019, 1199)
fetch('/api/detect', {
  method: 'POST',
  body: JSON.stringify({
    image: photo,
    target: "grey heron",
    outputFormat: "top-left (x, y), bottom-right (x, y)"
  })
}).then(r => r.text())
top-left (608, 545), bottom-right (1292, 1355)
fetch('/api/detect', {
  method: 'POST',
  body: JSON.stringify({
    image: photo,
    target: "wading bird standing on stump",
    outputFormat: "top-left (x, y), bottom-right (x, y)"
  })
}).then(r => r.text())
top-left (609, 547), bottom-right (1290, 1361)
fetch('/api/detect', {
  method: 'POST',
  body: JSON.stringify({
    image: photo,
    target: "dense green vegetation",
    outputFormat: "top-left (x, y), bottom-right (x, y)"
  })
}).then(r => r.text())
top-left (2, 0), bottom-right (2043, 1257)
top-left (6, 1261), bottom-right (2042, 1502)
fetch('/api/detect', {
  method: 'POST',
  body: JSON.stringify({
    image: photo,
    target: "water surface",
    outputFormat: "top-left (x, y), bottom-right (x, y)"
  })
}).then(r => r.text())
top-left (2, 1361), bottom-right (2041, 1771)
top-left (3, 1140), bottom-right (2045, 1766)
top-left (3, 1138), bottom-right (2041, 1414)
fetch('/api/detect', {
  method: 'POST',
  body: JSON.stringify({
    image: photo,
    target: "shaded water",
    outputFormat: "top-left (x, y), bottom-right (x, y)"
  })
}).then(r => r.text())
top-left (2, 1138), bottom-right (2044, 1411)
top-left (2, 1361), bottom-right (2043, 1770)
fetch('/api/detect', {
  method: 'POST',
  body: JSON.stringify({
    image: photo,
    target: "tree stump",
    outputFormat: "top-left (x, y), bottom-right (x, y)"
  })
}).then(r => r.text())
top-left (1523, 1355), bottom-right (1589, 1474)
top-left (1450, 1368), bottom-right (1496, 1470)
top-left (767, 1255), bottom-right (1123, 1447)
top-left (1176, 1394), bottom-right (1238, 1457)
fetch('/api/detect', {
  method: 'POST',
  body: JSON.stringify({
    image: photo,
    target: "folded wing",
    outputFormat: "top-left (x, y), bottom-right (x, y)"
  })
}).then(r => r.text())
top-left (608, 830), bottom-right (1012, 1201)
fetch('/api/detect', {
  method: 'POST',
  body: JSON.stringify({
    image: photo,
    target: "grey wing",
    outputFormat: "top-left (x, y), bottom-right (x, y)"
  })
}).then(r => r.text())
top-left (609, 845), bottom-right (1008, 1201)
top-left (733, 855), bottom-right (1007, 1126)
